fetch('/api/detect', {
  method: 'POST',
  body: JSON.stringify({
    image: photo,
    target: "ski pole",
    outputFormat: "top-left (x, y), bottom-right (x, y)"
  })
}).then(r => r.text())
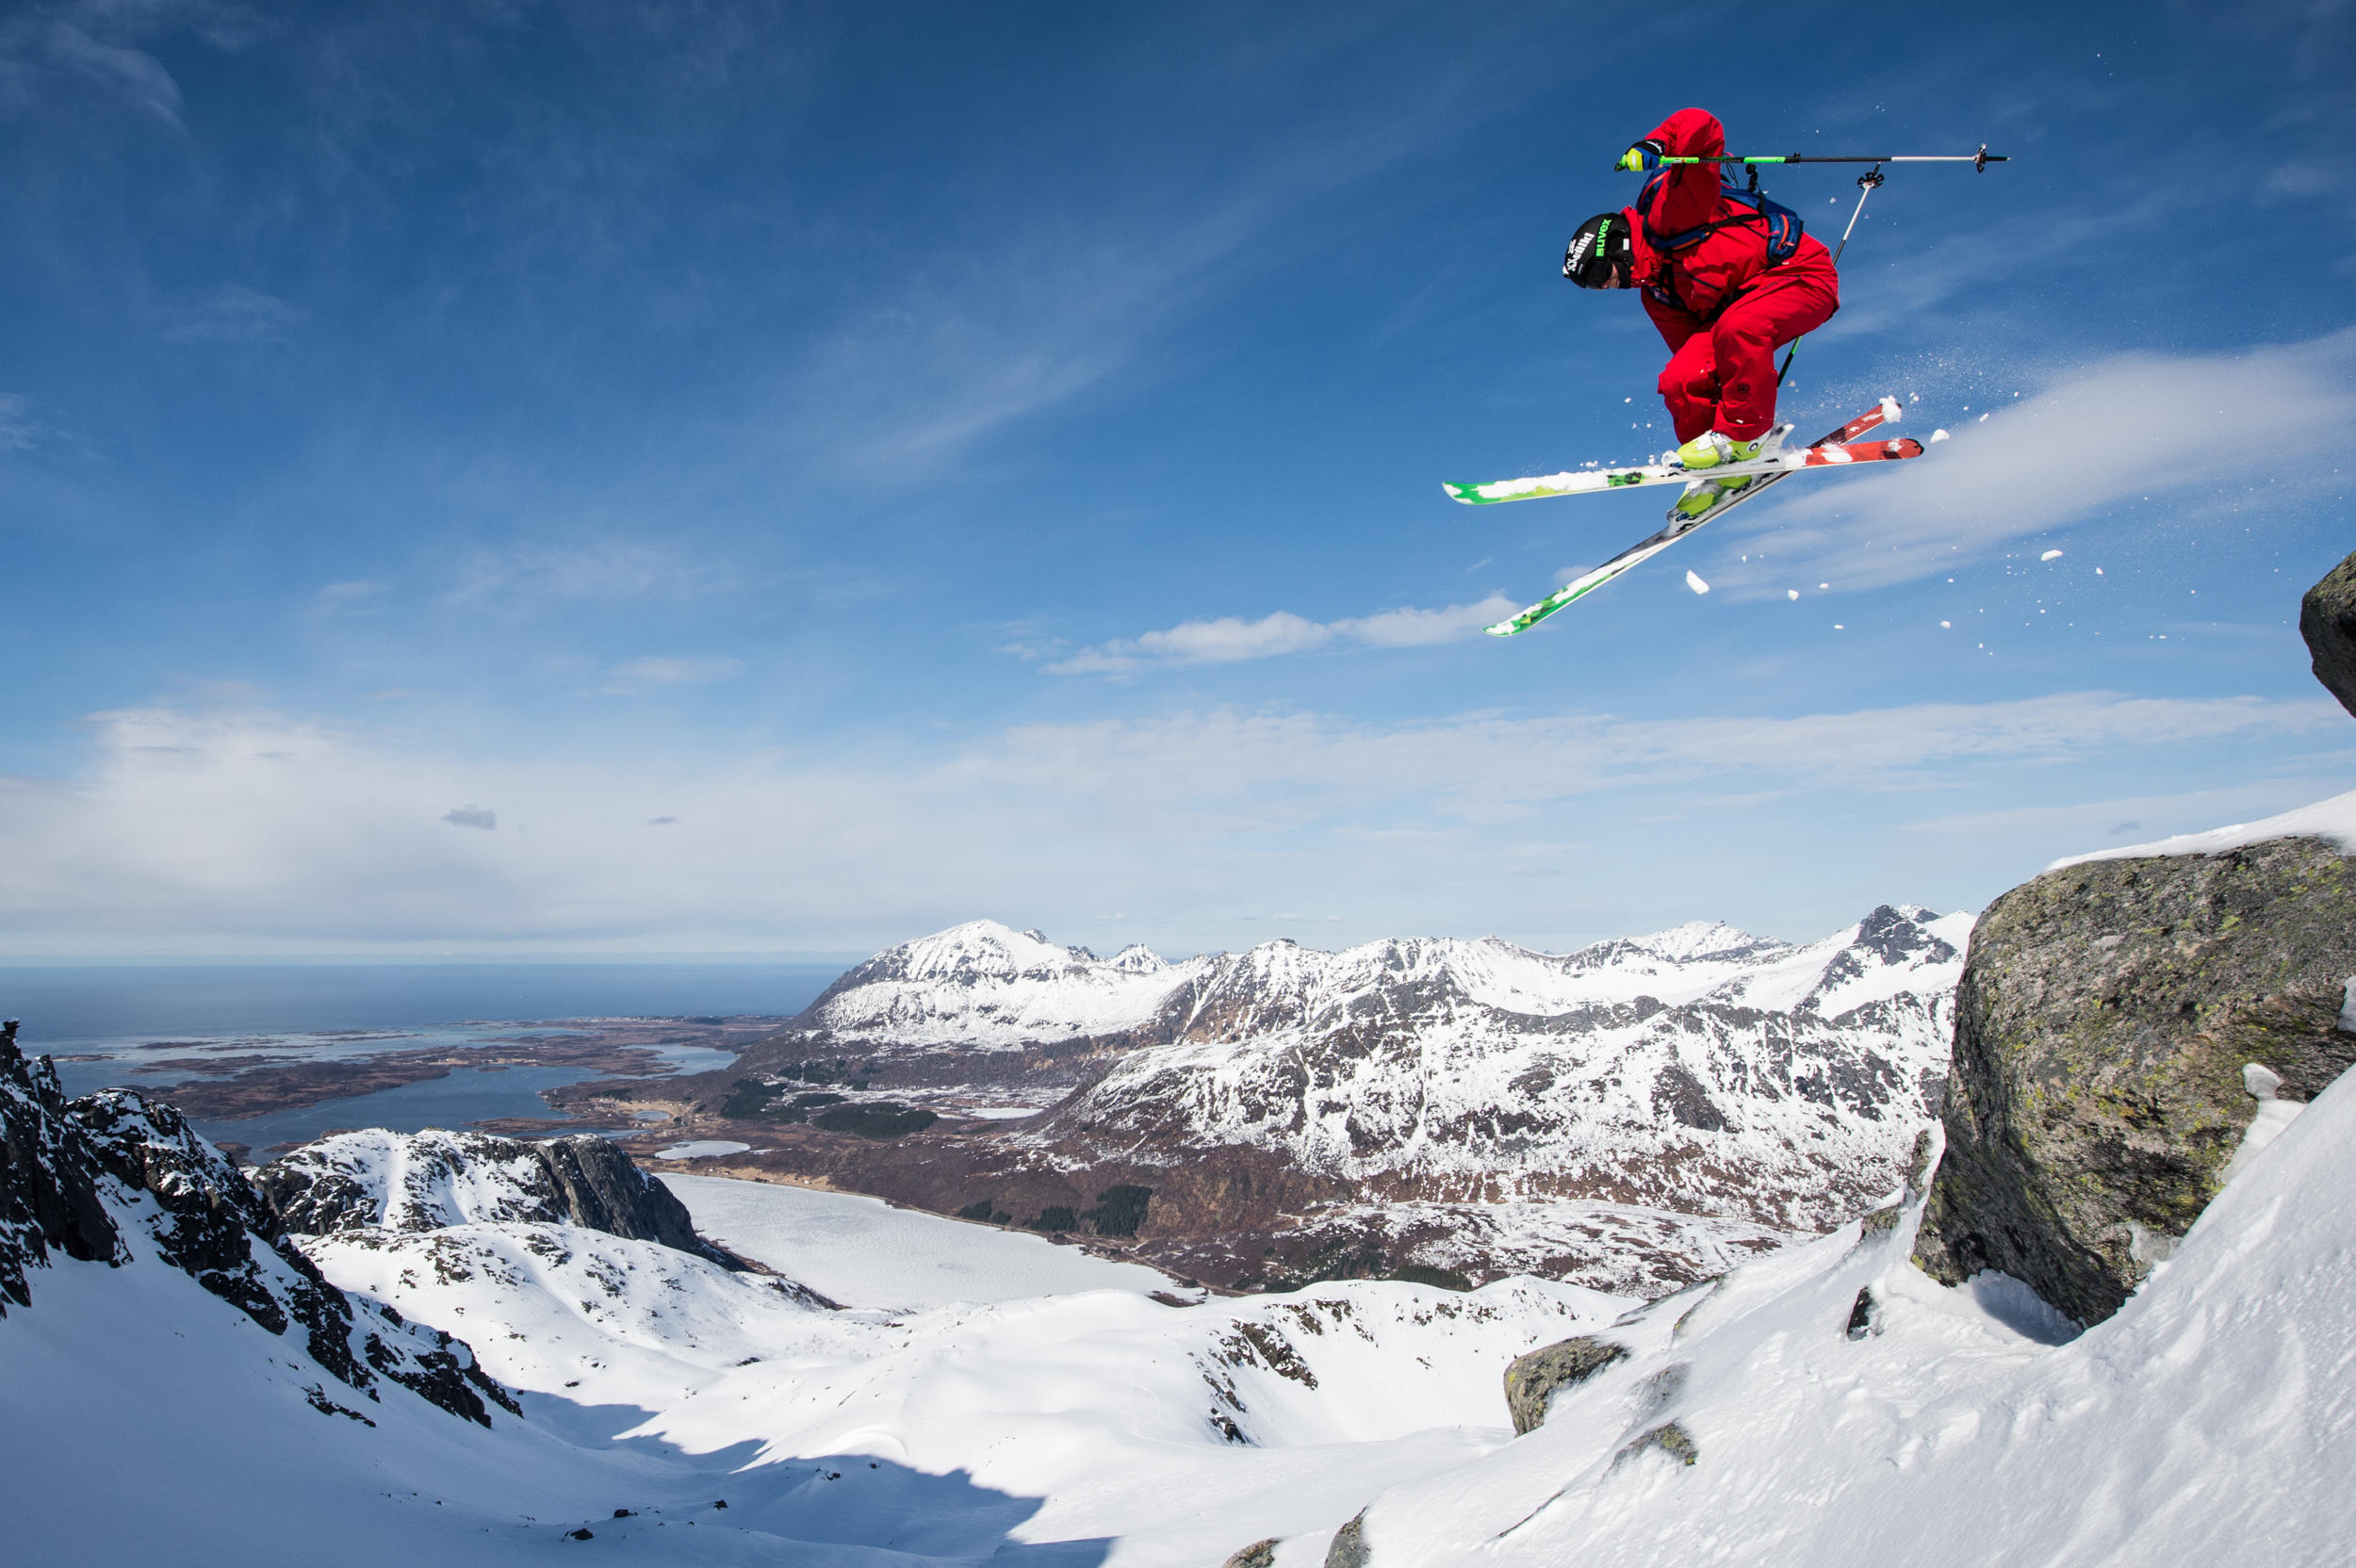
top-left (1775, 166), bottom-right (1885, 388)
top-left (1630, 146), bottom-right (2006, 172)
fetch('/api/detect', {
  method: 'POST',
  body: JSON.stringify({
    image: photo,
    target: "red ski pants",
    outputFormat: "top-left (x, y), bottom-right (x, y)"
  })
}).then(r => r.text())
top-left (1656, 272), bottom-right (1840, 443)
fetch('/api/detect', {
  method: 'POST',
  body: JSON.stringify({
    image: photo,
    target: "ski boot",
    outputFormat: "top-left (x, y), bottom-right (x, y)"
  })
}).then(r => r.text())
top-left (1665, 426), bottom-right (1789, 526)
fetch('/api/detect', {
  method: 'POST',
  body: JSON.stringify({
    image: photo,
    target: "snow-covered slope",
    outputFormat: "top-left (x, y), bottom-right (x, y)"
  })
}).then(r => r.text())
top-left (1298, 1067), bottom-right (2356, 1568)
top-left (307, 1223), bottom-right (828, 1411)
top-left (20, 1053), bottom-right (2356, 1566)
top-left (296, 1176), bottom-right (1629, 1568)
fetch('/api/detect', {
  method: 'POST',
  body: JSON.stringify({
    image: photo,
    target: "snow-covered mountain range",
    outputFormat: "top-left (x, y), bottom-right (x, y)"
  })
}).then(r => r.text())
top-left (674, 906), bottom-right (1971, 1293)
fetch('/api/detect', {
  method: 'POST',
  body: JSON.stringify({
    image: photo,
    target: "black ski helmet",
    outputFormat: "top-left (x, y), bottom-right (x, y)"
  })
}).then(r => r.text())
top-left (1563, 212), bottom-right (1630, 289)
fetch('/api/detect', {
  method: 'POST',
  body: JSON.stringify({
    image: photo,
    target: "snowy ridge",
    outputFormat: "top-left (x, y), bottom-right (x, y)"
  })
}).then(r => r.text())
top-left (2047, 784), bottom-right (2356, 869)
top-left (306, 1224), bottom-right (829, 1411)
top-left (268, 1128), bottom-right (564, 1231)
top-left (795, 919), bottom-right (1217, 1048)
top-left (1029, 906), bottom-right (1971, 1231)
top-left (259, 1127), bottom-right (725, 1262)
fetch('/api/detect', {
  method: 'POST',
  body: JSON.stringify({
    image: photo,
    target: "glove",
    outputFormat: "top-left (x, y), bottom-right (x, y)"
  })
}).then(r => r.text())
top-left (1615, 139), bottom-right (1664, 173)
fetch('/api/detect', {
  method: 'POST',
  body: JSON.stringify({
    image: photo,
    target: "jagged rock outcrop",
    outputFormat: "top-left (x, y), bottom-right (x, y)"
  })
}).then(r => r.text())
top-left (1914, 838), bottom-right (2356, 1324)
top-left (1, 1021), bottom-right (127, 1309)
top-left (1324, 1510), bottom-right (1369, 1568)
top-left (2300, 547), bottom-right (2356, 718)
top-left (256, 1128), bottom-right (731, 1266)
top-left (0, 1021), bottom-right (515, 1425)
top-left (1503, 1334), bottom-right (1628, 1434)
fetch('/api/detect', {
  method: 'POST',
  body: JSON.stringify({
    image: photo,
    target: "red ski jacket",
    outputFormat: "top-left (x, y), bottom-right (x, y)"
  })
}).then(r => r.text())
top-left (1622, 107), bottom-right (1839, 337)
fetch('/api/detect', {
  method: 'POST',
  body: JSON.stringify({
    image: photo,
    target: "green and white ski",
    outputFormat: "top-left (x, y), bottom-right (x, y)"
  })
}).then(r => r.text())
top-left (1481, 397), bottom-right (1909, 637)
top-left (1445, 423), bottom-right (1914, 508)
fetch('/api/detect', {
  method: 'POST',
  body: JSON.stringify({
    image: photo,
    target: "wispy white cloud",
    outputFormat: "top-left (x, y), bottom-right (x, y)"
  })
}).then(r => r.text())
top-left (774, 24), bottom-right (1549, 482)
top-left (593, 655), bottom-right (742, 695)
top-left (958, 694), bottom-right (2345, 820)
top-left (40, 19), bottom-right (183, 122)
top-left (0, 691), bottom-right (2334, 955)
top-left (0, 393), bottom-right (59, 451)
top-left (309, 580), bottom-right (391, 613)
top-left (1044, 596), bottom-right (1520, 675)
top-left (440, 541), bottom-right (735, 609)
top-left (1707, 327), bottom-right (2356, 596)
top-left (161, 285), bottom-right (302, 345)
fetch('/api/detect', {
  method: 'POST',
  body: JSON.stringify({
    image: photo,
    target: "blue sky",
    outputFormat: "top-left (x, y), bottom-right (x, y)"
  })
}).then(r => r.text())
top-left (2, 0), bottom-right (2352, 959)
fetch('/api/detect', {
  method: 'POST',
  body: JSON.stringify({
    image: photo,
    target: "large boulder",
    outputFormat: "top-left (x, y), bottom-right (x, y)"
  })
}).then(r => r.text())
top-left (2300, 548), bottom-right (2356, 718)
top-left (1502, 1335), bottom-right (1628, 1435)
top-left (1914, 837), bottom-right (2356, 1324)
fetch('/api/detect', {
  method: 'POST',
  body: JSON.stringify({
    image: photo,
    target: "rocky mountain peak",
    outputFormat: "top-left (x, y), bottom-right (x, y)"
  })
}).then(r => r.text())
top-left (256, 1128), bottom-right (730, 1266)
top-left (1107, 943), bottom-right (1168, 973)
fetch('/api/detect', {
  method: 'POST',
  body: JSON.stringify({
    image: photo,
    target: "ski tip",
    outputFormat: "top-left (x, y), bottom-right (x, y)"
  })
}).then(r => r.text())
top-left (1878, 395), bottom-right (1903, 425)
top-left (1483, 620), bottom-right (1517, 637)
top-left (1443, 482), bottom-right (1483, 505)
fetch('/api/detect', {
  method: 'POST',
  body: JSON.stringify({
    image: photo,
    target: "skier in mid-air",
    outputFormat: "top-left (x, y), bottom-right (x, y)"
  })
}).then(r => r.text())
top-left (1562, 107), bottom-right (1841, 523)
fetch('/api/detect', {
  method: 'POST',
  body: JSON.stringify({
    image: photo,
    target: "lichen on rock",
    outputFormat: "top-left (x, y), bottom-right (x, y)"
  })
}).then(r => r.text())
top-left (1502, 1334), bottom-right (1628, 1434)
top-left (1914, 836), bottom-right (2356, 1325)
top-left (1323, 1510), bottom-right (1369, 1568)
top-left (1613, 1419), bottom-right (1697, 1467)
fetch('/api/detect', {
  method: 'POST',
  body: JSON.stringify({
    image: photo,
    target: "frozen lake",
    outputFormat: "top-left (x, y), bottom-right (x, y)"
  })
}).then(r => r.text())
top-left (665, 1172), bottom-right (1182, 1311)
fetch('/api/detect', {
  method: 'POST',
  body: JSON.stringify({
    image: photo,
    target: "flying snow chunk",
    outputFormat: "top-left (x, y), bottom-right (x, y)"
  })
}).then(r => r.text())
top-left (1685, 570), bottom-right (1710, 596)
top-left (1930, 429), bottom-right (1951, 443)
top-left (1940, 620), bottom-right (1953, 629)
top-left (1787, 589), bottom-right (1800, 601)
top-left (2041, 549), bottom-right (2065, 562)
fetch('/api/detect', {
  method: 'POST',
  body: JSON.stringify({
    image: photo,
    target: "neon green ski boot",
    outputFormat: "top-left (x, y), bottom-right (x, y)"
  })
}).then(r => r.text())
top-left (1670, 432), bottom-right (1768, 522)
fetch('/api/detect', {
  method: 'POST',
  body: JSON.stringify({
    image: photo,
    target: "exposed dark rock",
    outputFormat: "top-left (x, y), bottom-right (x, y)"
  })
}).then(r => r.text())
top-left (2300, 548), bottom-right (2356, 717)
top-left (1324, 1510), bottom-right (1369, 1568)
top-left (1503, 1335), bottom-right (1628, 1434)
top-left (0, 1022), bottom-right (516, 1425)
top-left (1, 1021), bottom-right (127, 1312)
top-left (533, 1135), bottom-right (712, 1255)
top-left (1649, 1064), bottom-right (1727, 1131)
top-left (1915, 837), bottom-right (2356, 1325)
top-left (1844, 1285), bottom-right (1877, 1340)
top-left (1222, 1541), bottom-right (1277, 1568)
top-left (1857, 1204), bottom-right (1902, 1238)
top-left (1854, 1129), bottom-right (1936, 1240)
top-left (1615, 1420), bottom-right (1698, 1467)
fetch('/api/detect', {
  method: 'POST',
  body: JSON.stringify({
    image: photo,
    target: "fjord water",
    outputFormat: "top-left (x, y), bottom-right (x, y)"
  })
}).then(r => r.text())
top-left (0, 962), bottom-right (845, 1049)
top-left (0, 962), bottom-right (845, 1138)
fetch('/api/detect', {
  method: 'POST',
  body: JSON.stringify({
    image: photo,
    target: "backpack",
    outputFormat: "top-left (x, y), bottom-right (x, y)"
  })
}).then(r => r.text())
top-left (1638, 168), bottom-right (1805, 265)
